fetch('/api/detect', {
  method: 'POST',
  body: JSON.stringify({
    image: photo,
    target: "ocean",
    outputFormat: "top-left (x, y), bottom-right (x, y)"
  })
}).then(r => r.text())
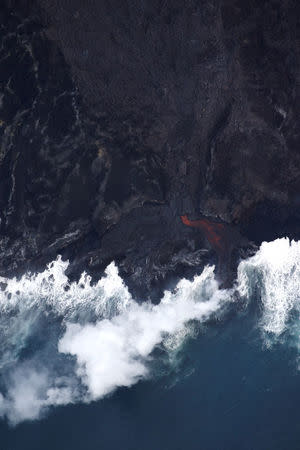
top-left (1, 238), bottom-right (300, 449)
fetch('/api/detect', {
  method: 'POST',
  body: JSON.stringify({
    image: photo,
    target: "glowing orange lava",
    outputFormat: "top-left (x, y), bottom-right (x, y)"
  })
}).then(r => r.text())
top-left (180, 215), bottom-right (226, 251)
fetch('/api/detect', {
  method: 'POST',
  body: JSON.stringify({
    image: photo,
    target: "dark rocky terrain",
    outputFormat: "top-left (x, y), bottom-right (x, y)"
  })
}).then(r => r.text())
top-left (0, 0), bottom-right (299, 298)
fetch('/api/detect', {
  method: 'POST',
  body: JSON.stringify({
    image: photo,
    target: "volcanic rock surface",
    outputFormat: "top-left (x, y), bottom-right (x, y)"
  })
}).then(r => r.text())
top-left (0, 0), bottom-right (299, 298)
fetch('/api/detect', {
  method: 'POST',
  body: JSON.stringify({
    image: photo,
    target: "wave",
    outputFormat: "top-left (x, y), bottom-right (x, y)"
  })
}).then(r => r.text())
top-left (237, 238), bottom-right (300, 336)
top-left (0, 259), bottom-right (229, 424)
top-left (0, 237), bottom-right (299, 425)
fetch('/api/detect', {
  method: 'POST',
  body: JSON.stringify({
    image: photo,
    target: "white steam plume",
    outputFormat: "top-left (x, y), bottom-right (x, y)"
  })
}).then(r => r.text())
top-left (1, 237), bottom-right (300, 425)
top-left (0, 260), bottom-right (228, 424)
top-left (59, 266), bottom-right (227, 400)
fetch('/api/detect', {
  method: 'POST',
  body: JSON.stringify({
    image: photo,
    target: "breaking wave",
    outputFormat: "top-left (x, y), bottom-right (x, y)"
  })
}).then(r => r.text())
top-left (0, 259), bottom-right (229, 424)
top-left (237, 238), bottom-right (300, 336)
top-left (0, 237), bottom-right (299, 425)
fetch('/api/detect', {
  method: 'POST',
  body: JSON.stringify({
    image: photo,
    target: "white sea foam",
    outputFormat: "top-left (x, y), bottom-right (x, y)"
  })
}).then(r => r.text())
top-left (1, 237), bottom-right (300, 425)
top-left (237, 238), bottom-right (300, 335)
top-left (0, 259), bottom-right (228, 424)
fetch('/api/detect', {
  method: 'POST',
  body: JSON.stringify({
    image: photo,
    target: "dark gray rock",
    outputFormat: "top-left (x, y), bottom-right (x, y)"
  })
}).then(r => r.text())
top-left (0, 0), bottom-right (299, 297)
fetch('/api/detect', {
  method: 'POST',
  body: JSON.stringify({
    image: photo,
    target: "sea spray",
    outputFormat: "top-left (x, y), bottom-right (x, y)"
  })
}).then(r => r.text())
top-left (1, 237), bottom-right (300, 425)
top-left (0, 260), bottom-right (228, 424)
top-left (237, 238), bottom-right (300, 335)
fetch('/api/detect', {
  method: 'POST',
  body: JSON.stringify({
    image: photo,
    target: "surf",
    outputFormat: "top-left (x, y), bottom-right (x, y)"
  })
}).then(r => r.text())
top-left (0, 237), bottom-right (299, 425)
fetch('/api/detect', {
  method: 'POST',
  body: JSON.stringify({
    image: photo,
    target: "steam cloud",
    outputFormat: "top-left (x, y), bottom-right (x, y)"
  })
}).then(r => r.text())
top-left (0, 260), bottom-right (228, 424)
top-left (0, 238), bottom-right (300, 425)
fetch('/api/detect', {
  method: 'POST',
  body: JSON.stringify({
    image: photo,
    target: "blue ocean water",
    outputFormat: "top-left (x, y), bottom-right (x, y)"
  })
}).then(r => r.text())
top-left (1, 238), bottom-right (300, 449)
top-left (1, 309), bottom-right (300, 450)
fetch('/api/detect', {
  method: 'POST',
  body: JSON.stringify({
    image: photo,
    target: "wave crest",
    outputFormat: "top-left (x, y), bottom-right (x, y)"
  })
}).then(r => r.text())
top-left (237, 238), bottom-right (300, 335)
top-left (0, 259), bottom-right (228, 424)
top-left (1, 237), bottom-right (300, 425)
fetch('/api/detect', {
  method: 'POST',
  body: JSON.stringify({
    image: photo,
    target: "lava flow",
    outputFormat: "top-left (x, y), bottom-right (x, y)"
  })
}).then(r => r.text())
top-left (181, 215), bottom-right (226, 252)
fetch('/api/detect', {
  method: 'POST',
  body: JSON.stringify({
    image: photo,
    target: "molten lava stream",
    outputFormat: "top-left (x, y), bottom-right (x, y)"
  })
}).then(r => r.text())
top-left (180, 215), bottom-right (226, 252)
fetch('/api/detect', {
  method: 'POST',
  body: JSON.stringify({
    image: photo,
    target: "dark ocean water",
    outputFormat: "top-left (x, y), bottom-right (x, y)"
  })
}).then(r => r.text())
top-left (1, 238), bottom-right (300, 450)
top-left (1, 307), bottom-right (300, 450)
